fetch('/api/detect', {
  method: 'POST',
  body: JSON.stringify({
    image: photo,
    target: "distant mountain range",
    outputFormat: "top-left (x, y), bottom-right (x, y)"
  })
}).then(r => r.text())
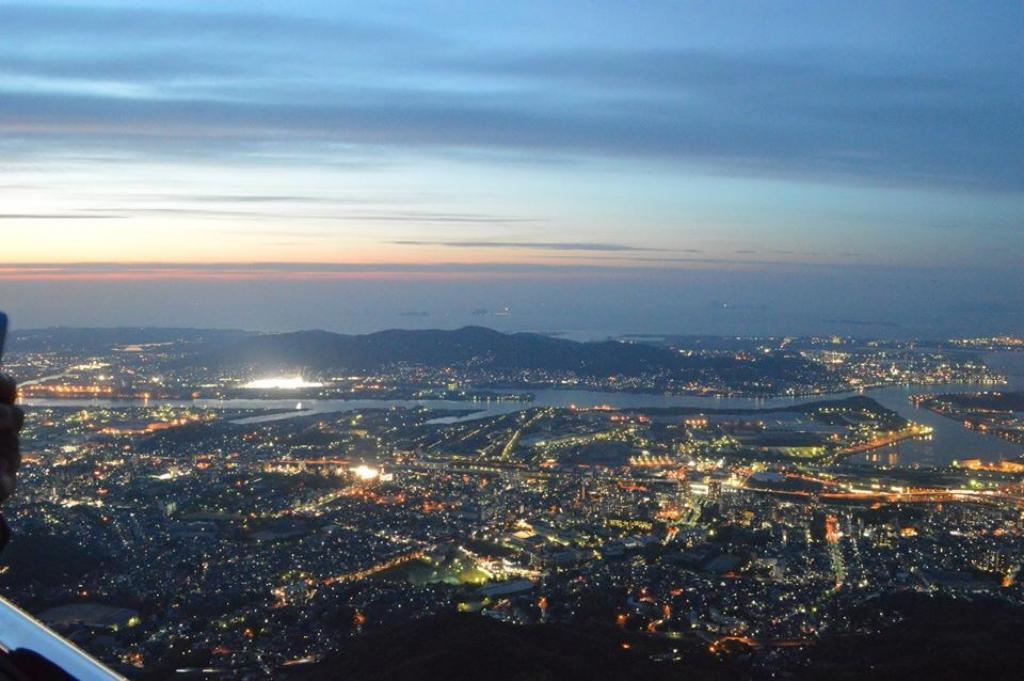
top-left (207, 326), bottom-right (678, 375)
top-left (10, 327), bottom-right (251, 354)
top-left (203, 326), bottom-right (826, 386)
top-left (5, 325), bottom-right (827, 387)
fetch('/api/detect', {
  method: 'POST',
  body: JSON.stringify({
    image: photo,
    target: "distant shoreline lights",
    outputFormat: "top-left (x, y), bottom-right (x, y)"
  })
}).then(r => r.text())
top-left (241, 376), bottom-right (324, 390)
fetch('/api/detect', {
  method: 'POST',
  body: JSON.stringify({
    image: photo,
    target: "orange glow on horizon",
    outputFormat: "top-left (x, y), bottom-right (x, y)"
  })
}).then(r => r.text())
top-left (0, 260), bottom-right (733, 282)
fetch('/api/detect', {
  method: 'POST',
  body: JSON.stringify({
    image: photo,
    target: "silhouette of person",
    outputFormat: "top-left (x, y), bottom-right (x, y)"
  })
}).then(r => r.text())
top-left (0, 376), bottom-right (77, 680)
top-left (0, 375), bottom-right (22, 503)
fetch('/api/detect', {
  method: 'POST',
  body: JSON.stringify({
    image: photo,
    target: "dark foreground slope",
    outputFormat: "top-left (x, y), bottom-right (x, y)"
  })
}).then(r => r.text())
top-left (293, 593), bottom-right (1024, 681)
top-left (794, 592), bottom-right (1024, 681)
top-left (292, 614), bottom-right (725, 681)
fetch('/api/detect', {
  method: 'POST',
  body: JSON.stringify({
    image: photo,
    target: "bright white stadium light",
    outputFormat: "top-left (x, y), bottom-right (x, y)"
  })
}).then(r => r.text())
top-left (242, 376), bottom-right (323, 390)
top-left (350, 465), bottom-right (380, 481)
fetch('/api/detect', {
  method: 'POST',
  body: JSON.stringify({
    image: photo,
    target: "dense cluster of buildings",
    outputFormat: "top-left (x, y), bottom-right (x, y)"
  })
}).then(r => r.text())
top-left (0, 338), bottom-right (1021, 677)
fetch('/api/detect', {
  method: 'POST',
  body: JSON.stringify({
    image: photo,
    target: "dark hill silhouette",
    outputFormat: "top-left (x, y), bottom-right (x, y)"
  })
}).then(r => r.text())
top-left (791, 592), bottom-right (1024, 681)
top-left (291, 613), bottom-right (725, 681)
top-left (205, 326), bottom-right (825, 386)
top-left (292, 594), bottom-right (1024, 681)
top-left (211, 326), bottom-right (685, 375)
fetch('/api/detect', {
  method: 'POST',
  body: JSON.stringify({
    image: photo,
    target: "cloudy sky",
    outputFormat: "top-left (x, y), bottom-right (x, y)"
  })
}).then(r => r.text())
top-left (1, 1), bottom-right (1022, 336)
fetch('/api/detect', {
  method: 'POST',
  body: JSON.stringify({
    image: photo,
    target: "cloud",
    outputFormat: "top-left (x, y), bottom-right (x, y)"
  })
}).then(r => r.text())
top-left (391, 240), bottom-right (645, 251)
top-left (0, 53), bottom-right (246, 82)
top-left (0, 262), bottom-right (664, 283)
top-left (0, 4), bottom-right (1020, 191)
top-left (0, 4), bottom-right (405, 45)
top-left (930, 221), bottom-right (1022, 232)
top-left (0, 213), bottom-right (124, 219)
top-left (171, 195), bottom-right (345, 204)
top-left (78, 206), bottom-right (537, 224)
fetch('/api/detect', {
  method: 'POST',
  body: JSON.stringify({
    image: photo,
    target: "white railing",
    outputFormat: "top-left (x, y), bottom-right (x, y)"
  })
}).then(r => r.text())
top-left (0, 595), bottom-right (124, 680)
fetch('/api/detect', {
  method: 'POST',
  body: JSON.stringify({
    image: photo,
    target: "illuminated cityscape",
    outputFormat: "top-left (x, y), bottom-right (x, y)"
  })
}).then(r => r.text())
top-left (0, 1), bottom-right (1022, 679)
top-left (0, 329), bottom-right (1022, 677)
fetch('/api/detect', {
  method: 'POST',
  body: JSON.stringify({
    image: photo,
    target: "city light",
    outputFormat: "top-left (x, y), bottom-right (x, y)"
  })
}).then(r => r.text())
top-left (350, 465), bottom-right (380, 481)
top-left (241, 376), bottom-right (324, 390)
top-left (1, 1), bottom-right (1020, 677)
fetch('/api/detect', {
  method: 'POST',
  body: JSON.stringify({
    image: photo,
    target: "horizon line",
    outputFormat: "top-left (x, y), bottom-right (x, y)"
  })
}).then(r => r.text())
top-left (0, 259), bottom-right (978, 282)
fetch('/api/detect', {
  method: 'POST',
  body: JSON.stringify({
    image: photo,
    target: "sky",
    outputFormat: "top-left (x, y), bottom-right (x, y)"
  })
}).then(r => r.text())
top-left (1, 1), bottom-right (1022, 337)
